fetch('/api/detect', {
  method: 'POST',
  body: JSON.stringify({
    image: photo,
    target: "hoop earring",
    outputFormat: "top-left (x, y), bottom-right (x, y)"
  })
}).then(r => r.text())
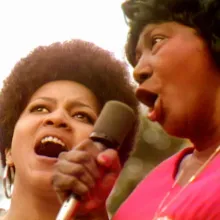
top-left (3, 164), bottom-right (15, 199)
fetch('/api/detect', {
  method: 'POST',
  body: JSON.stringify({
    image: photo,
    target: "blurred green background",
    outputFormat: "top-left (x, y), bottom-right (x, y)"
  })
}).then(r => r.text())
top-left (107, 113), bottom-right (189, 216)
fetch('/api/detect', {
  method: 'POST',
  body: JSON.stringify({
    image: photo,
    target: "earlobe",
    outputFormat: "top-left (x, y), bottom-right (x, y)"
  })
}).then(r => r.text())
top-left (5, 148), bottom-right (14, 166)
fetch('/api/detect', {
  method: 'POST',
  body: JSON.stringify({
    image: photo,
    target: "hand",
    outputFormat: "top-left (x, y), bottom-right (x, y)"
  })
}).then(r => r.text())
top-left (52, 138), bottom-right (121, 218)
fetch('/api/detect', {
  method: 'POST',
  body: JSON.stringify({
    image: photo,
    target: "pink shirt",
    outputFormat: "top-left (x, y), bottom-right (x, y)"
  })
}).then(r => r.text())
top-left (113, 147), bottom-right (220, 220)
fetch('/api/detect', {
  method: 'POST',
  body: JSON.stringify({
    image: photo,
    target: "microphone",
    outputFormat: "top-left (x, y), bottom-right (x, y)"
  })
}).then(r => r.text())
top-left (56, 100), bottom-right (136, 220)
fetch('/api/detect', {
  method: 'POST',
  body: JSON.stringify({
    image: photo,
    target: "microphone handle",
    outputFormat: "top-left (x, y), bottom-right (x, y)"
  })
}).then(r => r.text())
top-left (55, 100), bottom-right (136, 219)
top-left (56, 134), bottom-right (117, 220)
top-left (56, 138), bottom-right (108, 220)
top-left (56, 194), bottom-right (80, 220)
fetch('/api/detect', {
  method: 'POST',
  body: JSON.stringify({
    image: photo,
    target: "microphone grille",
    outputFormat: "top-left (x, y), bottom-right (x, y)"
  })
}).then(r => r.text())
top-left (90, 100), bottom-right (136, 149)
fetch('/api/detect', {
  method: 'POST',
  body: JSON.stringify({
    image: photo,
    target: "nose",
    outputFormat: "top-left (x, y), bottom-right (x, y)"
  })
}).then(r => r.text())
top-left (43, 109), bottom-right (71, 130)
top-left (133, 54), bottom-right (153, 85)
top-left (133, 55), bottom-right (158, 108)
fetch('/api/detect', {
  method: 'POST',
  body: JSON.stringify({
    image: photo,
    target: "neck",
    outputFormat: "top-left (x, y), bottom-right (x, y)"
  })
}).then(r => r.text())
top-left (4, 180), bottom-right (61, 220)
top-left (186, 79), bottom-right (220, 154)
top-left (190, 130), bottom-right (220, 163)
top-left (190, 85), bottom-right (220, 162)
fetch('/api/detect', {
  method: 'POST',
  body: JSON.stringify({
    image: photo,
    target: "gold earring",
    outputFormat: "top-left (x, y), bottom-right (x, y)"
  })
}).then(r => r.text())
top-left (3, 164), bottom-right (15, 199)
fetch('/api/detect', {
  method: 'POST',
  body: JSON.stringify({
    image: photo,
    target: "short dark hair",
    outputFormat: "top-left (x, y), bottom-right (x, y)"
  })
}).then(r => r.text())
top-left (122, 0), bottom-right (220, 67)
top-left (0, 39), bottom-right (140, 166)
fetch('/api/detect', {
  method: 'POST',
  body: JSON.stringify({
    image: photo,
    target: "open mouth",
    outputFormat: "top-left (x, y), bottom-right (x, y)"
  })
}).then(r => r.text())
top-left (136, 89), bottom-right (158, 109)
top-left (35, 136), bottom-right (68, 158)
top-left (147, 93), bottom-right (158, 109)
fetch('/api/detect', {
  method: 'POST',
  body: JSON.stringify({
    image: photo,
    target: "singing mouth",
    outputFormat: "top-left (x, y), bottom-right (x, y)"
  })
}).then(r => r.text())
top-left (35, 136), bottom-right (68, 158)
top-left (136, 89), bottom-right (158, 109)
top-left (147, 93), bottom-right (158, 109)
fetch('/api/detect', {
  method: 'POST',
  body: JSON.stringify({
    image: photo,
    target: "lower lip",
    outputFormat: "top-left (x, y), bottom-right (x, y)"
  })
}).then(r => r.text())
top-left (147, 104), bottom-right (162, 122)
top-left (147, 97), bottom-right (163, 122)
top-left (35, 154), bottom-right (58, 164)
top-left (147, 109), bottom-right (158, 121)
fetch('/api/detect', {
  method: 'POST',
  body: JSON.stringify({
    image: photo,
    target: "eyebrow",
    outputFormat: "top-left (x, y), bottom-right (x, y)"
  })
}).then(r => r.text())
top-left (141, 25), bottom-right (160, 44)
top-left (135, 26), bottom-right (155, 53)
top-left (143, 26), bottom-right (155, 38)
top-left (135, 23), bottom-right (168, 56)
top-left (32, 97), bottom-right (95, 110)
top-left (34, 97), bottom-right (56, 103)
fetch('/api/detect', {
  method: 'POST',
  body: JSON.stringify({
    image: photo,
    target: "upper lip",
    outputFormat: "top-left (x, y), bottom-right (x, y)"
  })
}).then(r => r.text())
top-left (136, 88), bottom-right (158, 109)
top-left (34, 132), bottom-right (71, 152)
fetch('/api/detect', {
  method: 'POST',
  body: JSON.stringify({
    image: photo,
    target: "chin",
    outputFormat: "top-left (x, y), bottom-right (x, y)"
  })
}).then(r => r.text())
top-left (30, 170), bottom-right (54, 191)
top-left (161, 120), bottom-right (188, 139)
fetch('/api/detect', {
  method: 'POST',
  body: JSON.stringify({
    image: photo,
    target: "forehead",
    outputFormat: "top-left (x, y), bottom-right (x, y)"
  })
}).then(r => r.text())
top-left (30, 80), bottom-right (99, 103)
top-left (141, 22), bottom-right (171, 35)
top-left (136, 23), bottom-right (168, 51)
top-left (138, 22), bottom-right (173, 43)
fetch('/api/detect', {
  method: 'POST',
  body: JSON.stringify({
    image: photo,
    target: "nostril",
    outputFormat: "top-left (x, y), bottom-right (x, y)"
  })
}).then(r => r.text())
top-left (59, 123), bottom-right (68, 128)
top-left (45, 120), bottom-right (54, 126)
top-left (44, 120), bottom-right (68, 129)
top-left (135, 72), bottom-right (152, 84)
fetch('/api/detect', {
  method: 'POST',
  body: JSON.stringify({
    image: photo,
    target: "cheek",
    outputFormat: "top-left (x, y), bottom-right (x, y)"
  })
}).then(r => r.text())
top-left (10, 130), bottom-right (26, 166)
top-left (12, 120), bottom-right (29, 140)
top-left (10, 117), bottom-right (36, 154)
top-left (157, 40), bottom-right (206, 82)
top-left (73, 124), bottom-right (94, 145)
top-left (162, 87), bottom-right (207, 128)
top-left (11, 123), bottom-right (24, 151)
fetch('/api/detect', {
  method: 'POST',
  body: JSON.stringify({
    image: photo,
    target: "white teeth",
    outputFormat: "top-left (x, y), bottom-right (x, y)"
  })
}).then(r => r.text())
top-left (41, 136), bottom-right (65, 147)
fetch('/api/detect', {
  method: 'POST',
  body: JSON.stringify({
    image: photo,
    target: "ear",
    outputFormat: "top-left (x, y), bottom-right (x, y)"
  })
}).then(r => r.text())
top-left (5, 148), bottom-right (14, 166)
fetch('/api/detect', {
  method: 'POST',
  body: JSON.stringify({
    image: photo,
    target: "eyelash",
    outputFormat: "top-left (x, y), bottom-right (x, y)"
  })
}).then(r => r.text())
top-left (151, 36), bottom-right (164, 47)
top-left (136, 36), bottom-right (165, 61)
top-left (29, 104), bottom-right (95, 125)
top-left (72, 112), bottom-right (95, 125)
top-left (30, 105), bottom-right (49, 113)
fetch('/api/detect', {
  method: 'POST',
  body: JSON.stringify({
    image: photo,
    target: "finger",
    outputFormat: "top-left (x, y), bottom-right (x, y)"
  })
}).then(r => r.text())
top-left (74, 139), bottom-right (105, 155)
top-left (97, 149), bottom-right (121, 172)
top-left (93, 172), bottom-right (118, 201)
top-left (55, 189), bottom-right (70, 204)
top-left (52, 172), bottom-right (89, 196)
top-left (54, 160), bottom-right (96, 189)
top-left (59, 150), bottom-right (100, 179)
top-left (100, 172), bottom-right (118, 191)
top-left (81, 173), bottom-right (118, 211)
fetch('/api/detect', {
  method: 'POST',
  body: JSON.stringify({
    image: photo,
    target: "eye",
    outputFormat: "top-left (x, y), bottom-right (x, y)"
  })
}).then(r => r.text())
top-left (72, 112), bottom-right (95, 125)
top-left (30, 105), bottom-right (49, 113)
top-left (151, 36), bottom-right (164, 47)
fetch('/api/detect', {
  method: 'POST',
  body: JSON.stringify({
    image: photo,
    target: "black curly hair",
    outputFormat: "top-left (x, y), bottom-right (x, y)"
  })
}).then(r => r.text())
top-left (0, 39), bottom-right (140, 166)
top-left (122, 0), bottom-right (220, 67)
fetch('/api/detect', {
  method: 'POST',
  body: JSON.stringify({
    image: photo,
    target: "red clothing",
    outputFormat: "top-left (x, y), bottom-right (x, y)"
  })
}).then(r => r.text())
top-left (113, 147), bottom-right (220, 220)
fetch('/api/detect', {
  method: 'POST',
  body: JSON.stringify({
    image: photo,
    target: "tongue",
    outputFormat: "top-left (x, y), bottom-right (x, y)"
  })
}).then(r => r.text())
top-left (36, 142), bottom-right (67, 158)
top-left (147, 108), bottom-right (157, 121)
top-left (147, 97), bottom-right (161, 122)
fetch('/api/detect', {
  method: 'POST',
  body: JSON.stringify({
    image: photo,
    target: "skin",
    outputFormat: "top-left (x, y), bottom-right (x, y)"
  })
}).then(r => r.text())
top-left (133, 22), bottom-right (220, 184)
top-left (51, 22), bottom-right (220, 217)
top-left (2, 80), bottom-right (120, 220)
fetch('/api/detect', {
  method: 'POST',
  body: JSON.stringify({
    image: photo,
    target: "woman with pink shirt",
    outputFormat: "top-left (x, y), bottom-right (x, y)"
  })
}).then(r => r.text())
top-left (53, 0), bottom-right (220, 219)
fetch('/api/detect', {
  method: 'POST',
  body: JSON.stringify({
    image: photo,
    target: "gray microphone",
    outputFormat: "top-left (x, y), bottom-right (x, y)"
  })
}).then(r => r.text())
top-left (56, 100), bottom-right (136, 220)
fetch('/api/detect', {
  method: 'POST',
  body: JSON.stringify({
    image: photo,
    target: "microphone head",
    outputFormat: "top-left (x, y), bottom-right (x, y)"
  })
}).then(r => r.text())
top-left (90, 100), bottom-right (136, 149)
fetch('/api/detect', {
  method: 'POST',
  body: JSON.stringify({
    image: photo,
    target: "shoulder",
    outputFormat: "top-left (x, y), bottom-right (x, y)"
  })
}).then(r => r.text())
top-left (124, 146), bottom-right (194, 196)
top-left (112, 147), bottom-right (194, 219)
top-left (144, 146), bottom-right (194, 179)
